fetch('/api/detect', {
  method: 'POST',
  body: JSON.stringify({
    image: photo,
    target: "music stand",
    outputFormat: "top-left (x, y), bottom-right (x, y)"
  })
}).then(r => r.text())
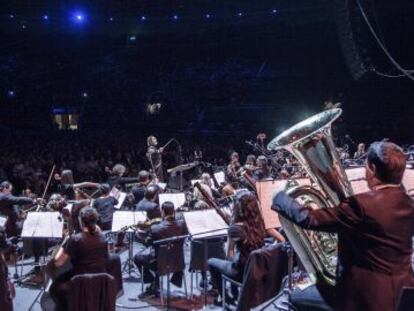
top-left (183, 210), bottom-right (229, 306)
top-left (20, 212), bottom-right (63, 311)
top-left (112, 211), bottom-right (146, 280)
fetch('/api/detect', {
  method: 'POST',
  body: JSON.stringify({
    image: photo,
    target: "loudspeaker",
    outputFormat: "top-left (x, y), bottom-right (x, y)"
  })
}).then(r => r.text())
top-left (334, 0), bottom-right (370, 80)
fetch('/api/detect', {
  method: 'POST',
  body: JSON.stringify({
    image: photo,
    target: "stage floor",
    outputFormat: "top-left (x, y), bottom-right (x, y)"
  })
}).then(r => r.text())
top-left (12, 241), bottom-right (274, 310)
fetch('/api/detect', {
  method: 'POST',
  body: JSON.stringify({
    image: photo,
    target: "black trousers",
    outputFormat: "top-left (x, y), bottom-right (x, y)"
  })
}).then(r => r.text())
top-left (133, 249), bottom-right (157, 285)
top-left (207, 258), bottom-right (242, 298)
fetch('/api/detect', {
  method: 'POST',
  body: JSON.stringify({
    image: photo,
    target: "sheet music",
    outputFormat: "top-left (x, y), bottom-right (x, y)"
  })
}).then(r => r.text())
top-left (111, 211), bottom-right (146, 232)
top-left (191, 179), bottom-right (201, 186)
top-left (256, 180), bottom-right (285, 229)
top-left (157, 183), bottom-right (167, 190)
top-left (159, 193), bottom-right (186, 209)
top-left (345, 168), bottom-right (370, 195)
top-left (0, 216), bottom-right (7, 228)
top-left (114, 192), bottom-right (127, 209)
top-left (345, 167), bottom-right (414, 195)
top-left (402, 169), bottom-right (414, 195)
top-left (21, 212), bottom-right (63, 238)
top-left (183, 209), bottom-right (228, 239)
top-left (110, 187), bottom-right (121, 200)
top-left (214, 171), bottom-right (226, 185)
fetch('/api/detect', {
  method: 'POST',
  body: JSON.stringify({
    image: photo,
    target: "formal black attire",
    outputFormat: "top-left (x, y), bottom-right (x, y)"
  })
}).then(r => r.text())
top-left (93, 197), bottom-right (118, 231)
top-left (135, 198), bottom-right (161, 220)
top-left (57, 184), bottom-right (75, 200)
top-left (106, 176), bottom-right (139, 191)
top-left (131, 183), bottom-right (147, 204)
top-left (50, 231), bottom-right (108, 311)
top-left (0, 193), bottom-right (33, 237)
top-left (134, 217), bottom-right (187, 286)
top-left (272, 186), bottom-right (414, 311)
top-left (0, 254), bottom-right (12, 311)
top-left (208, 224), bottom-right (264, 297)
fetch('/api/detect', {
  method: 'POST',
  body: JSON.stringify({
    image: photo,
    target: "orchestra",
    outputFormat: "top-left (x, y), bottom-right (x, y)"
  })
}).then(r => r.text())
top-left (1, 125), bottom-right (414, 311)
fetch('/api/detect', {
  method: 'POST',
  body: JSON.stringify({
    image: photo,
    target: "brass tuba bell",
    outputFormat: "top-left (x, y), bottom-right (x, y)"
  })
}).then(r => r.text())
top-left (267, 108), bottom-right (353, 294)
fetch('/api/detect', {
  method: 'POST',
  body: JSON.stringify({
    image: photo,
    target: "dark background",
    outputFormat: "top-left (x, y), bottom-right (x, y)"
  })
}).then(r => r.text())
top-left (1, 0), bottom-right (413, 145)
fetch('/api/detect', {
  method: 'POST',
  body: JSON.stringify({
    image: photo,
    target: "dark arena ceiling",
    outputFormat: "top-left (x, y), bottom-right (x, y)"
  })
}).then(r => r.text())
top-left (0, 0), bottom-right (414, 142)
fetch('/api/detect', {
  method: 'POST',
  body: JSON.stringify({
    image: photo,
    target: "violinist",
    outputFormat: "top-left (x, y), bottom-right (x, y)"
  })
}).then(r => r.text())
top-left (92, 184), bottom-right (118, 231)
top-left (49, 207), bottom-right (109, 311)
top-left (135, 185), bottom-right (161, 220)
top-left (55, 170), bottom-right (99, 201)
top-left (131, 170), bottom-right (151, 204)
top-left (0, 181), bottom-right (35, 237)
top-left (134, 201), bottom-right (187, 298)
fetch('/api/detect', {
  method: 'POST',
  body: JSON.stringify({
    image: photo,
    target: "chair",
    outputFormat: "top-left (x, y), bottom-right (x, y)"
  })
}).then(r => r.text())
top-left (396, 287), bottom-right (414, 311)
top-left (189, 238), bottom-right (225, 297)
top-left (69, 273), bottom-right (117, 311)
top-left (140, 239), bottom-right (188, 306)
top-left (221, 243), bottom-right (288, 311)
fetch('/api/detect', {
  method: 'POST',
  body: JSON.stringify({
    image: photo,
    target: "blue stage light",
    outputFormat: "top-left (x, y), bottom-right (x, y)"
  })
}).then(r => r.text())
top-left (272, 9), bottom-right (278, 14)
top-left (43, 15), bottom-right (49, 20)
top-left (237, 12), bottom-right (243, 17)
top-left (9, 14), bottom-right (14, 19)
top-left (109, 17), bottom-right (113, 21)
top-left (7, 90), bottom-right (15, 97)
top-left (72, 11), bottom-right (86, 23)
top-left (205, 14), bottom-right (211, 19)
top-left (82, 92), bottom-right (88, 98)
top-left (141, 16), bottom-right (146, 21)
top-left (173, 15), bottom-right (178, 20)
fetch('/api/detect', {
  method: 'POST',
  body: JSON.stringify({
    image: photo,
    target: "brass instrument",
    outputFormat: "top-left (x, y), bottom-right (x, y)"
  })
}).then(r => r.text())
top-left (194, 182), bottom-right (230, 225)
top-left (267, 108), bottom-right (353, 296)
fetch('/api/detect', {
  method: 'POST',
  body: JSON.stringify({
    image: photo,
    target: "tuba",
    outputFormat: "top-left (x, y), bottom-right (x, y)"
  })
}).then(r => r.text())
top-left (267, 108), bottom-right (353, 296)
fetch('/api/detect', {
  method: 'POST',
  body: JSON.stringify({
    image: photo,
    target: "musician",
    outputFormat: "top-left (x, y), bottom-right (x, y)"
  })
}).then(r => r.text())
top-left (136, 185), bottom-right (161, 220)
top-left (193, 173), bottom-right (215, 209)
top-left (272, 141), bottom-right (414, 311)
top-left (0, 181), bottom-right (35, 237)
top-left (134, 201), bottom-right (187, 298)
top-left (49, 207), bottom-right (109, 311)
top-left (353, 142), bottom-right (366, 159)
top-left (92, 184), bottom-right (118, 231)
top-left (208, 190), bottom-right (266, 305)
top-left (106, 164), bottom-right (139, 191)
top-left (146, 136), bottom-right (164, 182)
top-left (131, 170), bottom-right (151, 204)
top-left (0, 228), bottom-right (14, 311)
top-left (253, 155), bottom-right (271, 181)
top-left (226, 152), bottom-right (241, 185)
top-left (55, 170), bottom-right (99, 201)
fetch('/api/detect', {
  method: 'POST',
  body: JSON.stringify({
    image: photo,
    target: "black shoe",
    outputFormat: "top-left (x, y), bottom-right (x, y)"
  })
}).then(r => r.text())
top-left (138, 286), bottom-right (159, 300)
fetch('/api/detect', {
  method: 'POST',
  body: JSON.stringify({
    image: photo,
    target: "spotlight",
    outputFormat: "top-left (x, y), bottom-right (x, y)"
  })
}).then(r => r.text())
top-left (82, 92), bottom-right (88, 98)
top-left (237, 12), bottom-right (243, 17)
top-left (205, 13), bottom-right (211, 19)
top-left (9, 14), bottom-right (14, 19)
top-left (43, 15), bottom-right (49, 20)
top-left (21, 24), bottom-right (26, 29)
top-left (109, 17), bottom-right (113, 21)
top-left (7, 90), bottom-right (15, 97)
top-left (173, 15), bottom-right (178, 20)
top-left (72, 11), bottom-right (86, 23)
top-left (140, 16), bottom-right (146, 21)
top-left (129, 35), bottom-right (136, 41)
top-left (272, 9), bottom-right (277, 14)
